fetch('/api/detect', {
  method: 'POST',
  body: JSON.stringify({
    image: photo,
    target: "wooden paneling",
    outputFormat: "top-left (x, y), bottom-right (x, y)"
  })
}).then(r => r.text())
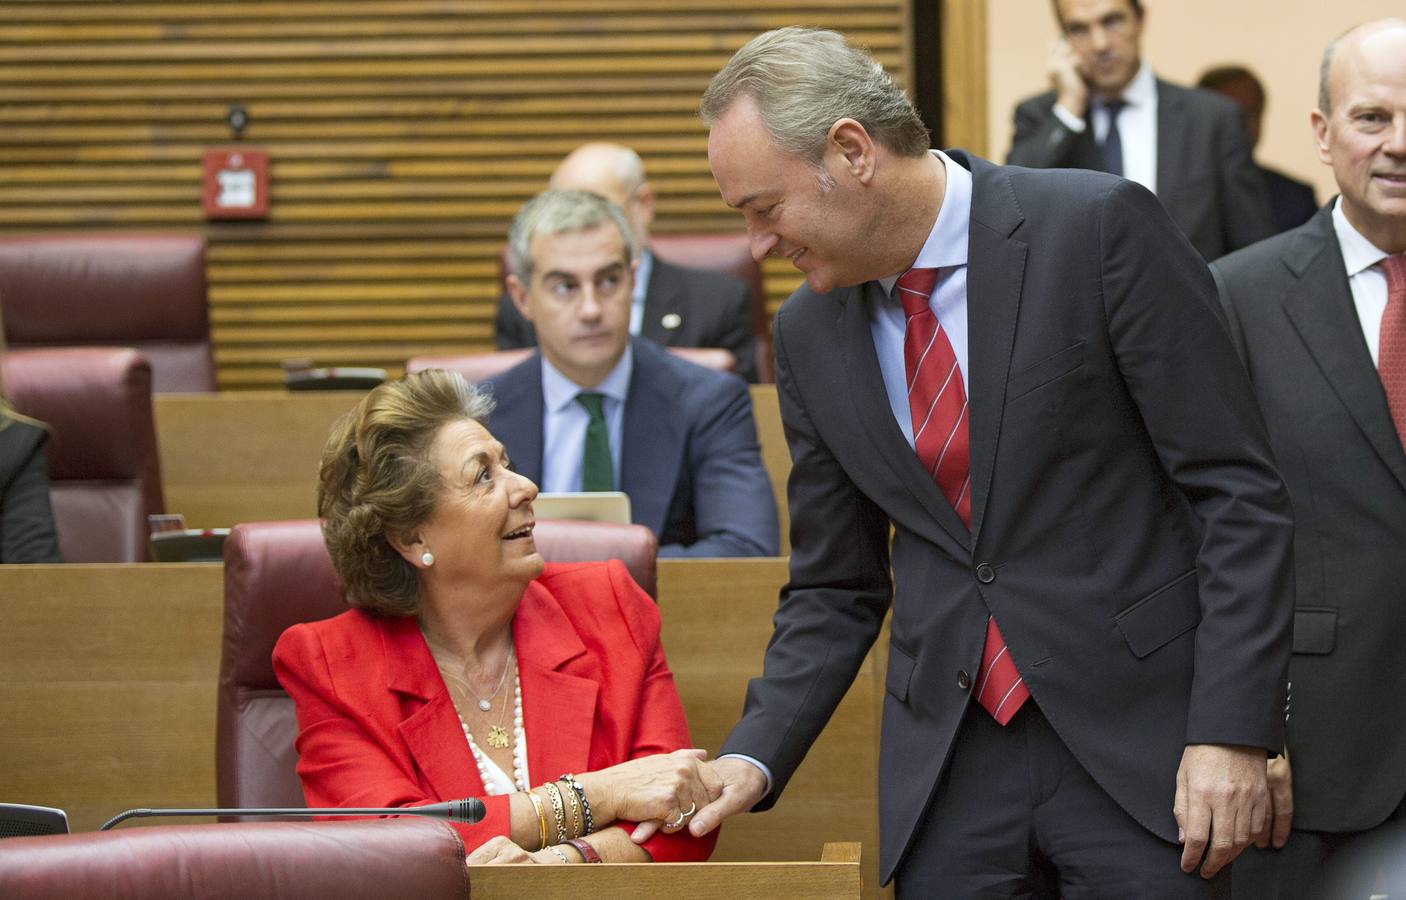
top-left (0, 559), bottom-right (884, 898)
top-left (0, 1), bottom-right (910, 389)
top-left (154, 386), bottom-right (792, 553)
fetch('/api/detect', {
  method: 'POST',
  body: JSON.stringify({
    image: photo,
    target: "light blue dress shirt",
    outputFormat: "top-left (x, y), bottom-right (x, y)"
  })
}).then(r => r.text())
top-left (628, 250), bottom-right (654, 336)
top-left (538, 344), bottom-right (632, 492)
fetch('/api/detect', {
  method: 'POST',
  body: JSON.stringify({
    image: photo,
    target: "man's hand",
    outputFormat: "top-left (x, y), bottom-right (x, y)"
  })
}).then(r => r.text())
top-left (1047, 38), bottom-right (1089, 117)
top-left (1173, 743), bottom-right (1270, 878)
top-left (1260, 752), bottom-right (1293, 849)
top-left (686, 756), bottom-right (768, 838)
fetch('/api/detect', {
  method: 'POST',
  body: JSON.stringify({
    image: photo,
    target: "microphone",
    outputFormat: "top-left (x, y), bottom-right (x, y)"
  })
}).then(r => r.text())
top-left (99, 799), bottom-right (486, 831)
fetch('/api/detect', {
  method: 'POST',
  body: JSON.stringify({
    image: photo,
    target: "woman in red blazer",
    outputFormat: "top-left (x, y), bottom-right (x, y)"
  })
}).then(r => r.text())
top-left (273, 369), bottom-right (718, 864)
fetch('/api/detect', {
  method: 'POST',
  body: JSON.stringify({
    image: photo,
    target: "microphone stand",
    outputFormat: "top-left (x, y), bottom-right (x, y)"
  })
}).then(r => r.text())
top-left (100, 799), bottom-right (486, 831)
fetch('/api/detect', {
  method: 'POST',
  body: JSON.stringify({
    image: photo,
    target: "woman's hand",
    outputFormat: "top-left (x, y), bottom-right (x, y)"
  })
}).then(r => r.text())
top-left (576, 748), bottom-right (722, 836)
top-left (467, 835), bottom-right (573, 865)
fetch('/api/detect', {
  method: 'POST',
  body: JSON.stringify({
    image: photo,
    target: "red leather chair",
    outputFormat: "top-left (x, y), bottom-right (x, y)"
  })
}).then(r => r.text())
top-left (0, 820), bottom-right (467, 900)
top-left (0, 348), bottom-right (164, 562)
top-left (406, 344), bottom-right (736, 382)
top-left (0, 236), bottom-right (215, 393)
top-left (217, 518), bottom-right (659, 810)
top-left (497, 233), bottom-right (771, 381)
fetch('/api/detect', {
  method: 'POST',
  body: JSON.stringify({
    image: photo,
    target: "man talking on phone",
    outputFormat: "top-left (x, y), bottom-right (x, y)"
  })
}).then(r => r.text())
top-left (1008, 0), bottom-right (1275, 260)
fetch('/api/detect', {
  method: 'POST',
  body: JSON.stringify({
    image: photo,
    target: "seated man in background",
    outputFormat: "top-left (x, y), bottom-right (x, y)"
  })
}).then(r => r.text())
top-left (1007, 0), bottom-right (1276, 260)
top-left (0, 313), bottom-right (62, 564)
top-left (495, 142), bottom-right (761, 382)
top-left (1198, 64), bottom-right (1318, 233)
top-left (486, 188), bottom-right (778, 558)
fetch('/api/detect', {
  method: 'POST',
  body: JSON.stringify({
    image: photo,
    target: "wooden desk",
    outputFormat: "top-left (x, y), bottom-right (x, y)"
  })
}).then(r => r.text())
top-left (155, 387), bottom-right (792, 554)
top-left (0, 558), bottom-right (883, 897)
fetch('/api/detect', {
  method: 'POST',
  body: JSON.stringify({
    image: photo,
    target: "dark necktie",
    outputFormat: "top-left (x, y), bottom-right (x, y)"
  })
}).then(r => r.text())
top-left (576, 392), bottom-right (613, 492)
top-left (897, 268), bottom-right (1029, 725)
top-left (1100, 99), bottom-right (1126, 177)
top-left (1379, 255), bottom-right (1406, 448)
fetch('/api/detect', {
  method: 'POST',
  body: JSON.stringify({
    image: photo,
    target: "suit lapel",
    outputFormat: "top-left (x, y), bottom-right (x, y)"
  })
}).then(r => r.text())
top-left (383, 617), bottom-right (484, 800)
top-left (619, 340), bottom-right (684, 538)
top-left (1154, 80), bottom-right (1185, 203)
top-left (1278, 214), bottom-right (1406, 493)
top-left (840, 284), bottom-right (971, 548)
top-left (640, 258), bottom-right (684, 344)
top-left (486, 358), bottom-right (546, 484)
top-left (962, 160), bottom-right (1029, 542)
top-left (514, 579), bottom-right (597, 783)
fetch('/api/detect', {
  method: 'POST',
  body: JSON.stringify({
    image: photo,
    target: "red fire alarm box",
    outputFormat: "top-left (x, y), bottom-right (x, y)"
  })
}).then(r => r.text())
top-left (202, 148), bottom-right (269, 219)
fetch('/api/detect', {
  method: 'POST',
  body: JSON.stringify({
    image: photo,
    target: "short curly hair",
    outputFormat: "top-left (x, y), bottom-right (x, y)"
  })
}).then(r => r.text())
top-left (318, 369), bottom-right (494, 616)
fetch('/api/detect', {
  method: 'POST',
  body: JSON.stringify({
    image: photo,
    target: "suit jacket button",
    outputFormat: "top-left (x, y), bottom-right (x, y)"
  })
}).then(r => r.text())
top-left (976, 563), bottom-right (995, 584)
top-left (957, 670), bottom-right (971, 690)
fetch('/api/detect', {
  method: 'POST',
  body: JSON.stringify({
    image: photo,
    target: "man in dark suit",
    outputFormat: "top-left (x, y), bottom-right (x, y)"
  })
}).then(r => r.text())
top-left (1007, 0), bottom-right (1276, 260)
top-left (494, 142), bottom-right (760, 382)
top-left (1211, 19), bottom-right (1406, 899)
top-left (1197, 65), bottom-right (1319, 234)
top-left (486, 188), bottom-right (777, 558)
top-left (675, 27), bottom-right (1294, 896)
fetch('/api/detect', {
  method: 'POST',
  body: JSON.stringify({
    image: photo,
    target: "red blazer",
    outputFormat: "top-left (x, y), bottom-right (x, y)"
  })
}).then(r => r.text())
top-left (273, 559), bottom-right (716, 862)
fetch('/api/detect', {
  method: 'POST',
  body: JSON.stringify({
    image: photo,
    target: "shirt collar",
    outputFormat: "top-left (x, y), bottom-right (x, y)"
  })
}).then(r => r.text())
top-left (1098, 60), bottom-right (1155, 108)
top-left (633, 249), bottom-right (653, 305)
top-left (1331, 196), bottom-right (1392, 278)
top-left (540, 342), bottom-right (634, 413)
top-left (878, 149), bottom-right (972, 298)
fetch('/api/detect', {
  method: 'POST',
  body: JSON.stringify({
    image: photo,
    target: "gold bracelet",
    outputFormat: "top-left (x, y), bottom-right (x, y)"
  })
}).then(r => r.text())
top-left (560, 780), bottom-right (583, 839)
top-left (544, 781), bottom-right (567, 845)
top-left (546, 845), bottom-right (571, 865)
top-left (527, 788), bottom-right (549, 851)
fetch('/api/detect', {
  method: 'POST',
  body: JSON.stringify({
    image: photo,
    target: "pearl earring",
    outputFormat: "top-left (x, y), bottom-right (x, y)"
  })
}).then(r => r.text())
top-left (421, 551), bottom-right (434, 567)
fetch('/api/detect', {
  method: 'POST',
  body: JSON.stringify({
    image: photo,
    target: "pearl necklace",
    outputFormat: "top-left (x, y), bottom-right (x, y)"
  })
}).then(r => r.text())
top-left (459, 670), bottom-right (528, 795)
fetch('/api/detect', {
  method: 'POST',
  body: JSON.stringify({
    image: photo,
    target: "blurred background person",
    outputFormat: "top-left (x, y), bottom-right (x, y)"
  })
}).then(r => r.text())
top-left (0, 308), bottom-right (62, 564)
top-left (1008, 0), bottom-right (1276, 259)
top-left (1198, 64), bottom-right (1319, 233)
top-left (496, 142), bottom-right (760, 382)
top-left (273, 368), bottom-right (720, 864)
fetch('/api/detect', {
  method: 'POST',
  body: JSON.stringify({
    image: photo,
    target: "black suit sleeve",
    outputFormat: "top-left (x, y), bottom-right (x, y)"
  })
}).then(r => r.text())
top-left (1007, 96), bottom-right (1087, 169)
top-left (0, 422), bottom-right (63, 564)
top-left (493, 292), bottom-right (536, 349)
top-left (716, 280), bottom-right (759, 384)
top-left (1100, 180), bottom-right (1292, 751)
top-left (716, 313), bottom-right (892, 802)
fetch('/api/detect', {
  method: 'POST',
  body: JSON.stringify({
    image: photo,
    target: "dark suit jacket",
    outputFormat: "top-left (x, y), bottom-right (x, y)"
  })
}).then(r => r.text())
top-left (0, 419), bottom-right (62, 563)
top-left (1212, 205), bottom-right (1406, 833)
top-left (1007, 79), bottom-right (1276, 261)
top-left (481, 337), bottom-right (778, 558)
top-left (719, 152), bottom-right (1294, 883)
top-left (273, 560), bottom-right (718, 861)
top-left (495, 254), bottom-right (760, 383)
top-left (1259, 164), bottom-right (1318, 234)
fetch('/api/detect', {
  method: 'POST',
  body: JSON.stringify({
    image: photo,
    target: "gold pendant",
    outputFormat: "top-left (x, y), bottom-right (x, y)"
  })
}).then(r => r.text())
top-left (486, 725), bottom-right (512, 749)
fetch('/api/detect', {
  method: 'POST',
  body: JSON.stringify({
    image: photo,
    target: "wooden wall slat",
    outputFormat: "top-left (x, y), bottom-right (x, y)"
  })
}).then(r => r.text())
top-left (0, 1), bottom-right (908, 389)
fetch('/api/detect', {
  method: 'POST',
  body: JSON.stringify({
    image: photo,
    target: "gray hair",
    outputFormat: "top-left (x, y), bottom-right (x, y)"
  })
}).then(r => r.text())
top-left (700, 26), bottom-right (930, 163)
top-left (506, 189), bottom-right (638, 282)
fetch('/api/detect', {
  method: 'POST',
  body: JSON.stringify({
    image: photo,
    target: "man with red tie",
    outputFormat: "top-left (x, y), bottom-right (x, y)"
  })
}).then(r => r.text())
top-left (1211, 19), bottom-right (1406, 899)
top-left (676, 27), bottom-right (1295, 897)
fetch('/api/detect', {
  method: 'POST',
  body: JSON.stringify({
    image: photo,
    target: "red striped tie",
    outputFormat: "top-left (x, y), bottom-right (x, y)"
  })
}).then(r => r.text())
top-left (1380, 255), bottom-right (1406, 448)
top-left (898, 267), bottom-right (1029, 726)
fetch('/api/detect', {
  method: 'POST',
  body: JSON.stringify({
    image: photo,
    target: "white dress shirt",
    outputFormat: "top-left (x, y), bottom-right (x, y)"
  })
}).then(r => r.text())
top-left (628, 250), bottom-right (654, 336)
top-left (1332, 198), bottom-right (1395, 367)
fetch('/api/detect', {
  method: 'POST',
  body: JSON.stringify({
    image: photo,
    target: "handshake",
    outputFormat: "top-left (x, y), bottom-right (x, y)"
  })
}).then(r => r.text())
top-left (466, 750), bottom-right (769, 864)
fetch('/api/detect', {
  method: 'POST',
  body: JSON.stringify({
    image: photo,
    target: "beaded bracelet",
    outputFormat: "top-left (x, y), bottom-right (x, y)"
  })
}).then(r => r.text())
top-left (558, 773), bottom-right (593, 836)
top-left (527, 788), bottom-right (550, 851)
top-left (546, 845), bottom-right (571, 865)
top-left (544, 781), bottom-right (568, 846)
top-left (566, 837), bottom-right (602, 864)
top-left (559, 779), bottom-right (583, 839)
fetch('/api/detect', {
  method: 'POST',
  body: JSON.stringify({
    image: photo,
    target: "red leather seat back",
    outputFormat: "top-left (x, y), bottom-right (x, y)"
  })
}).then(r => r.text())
top-left (1, 347), bottom-right (164, 562)
top-left (0, 235), bottom-right (215, 392)
top-left (0, 820), bottom-right (467, 900)
top-left (217, 519), bottom-right (658, 809)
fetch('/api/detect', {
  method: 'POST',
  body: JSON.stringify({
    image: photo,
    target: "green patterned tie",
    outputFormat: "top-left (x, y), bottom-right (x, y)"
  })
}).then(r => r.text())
top-left (576, 392), bottom-right (613, 492)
